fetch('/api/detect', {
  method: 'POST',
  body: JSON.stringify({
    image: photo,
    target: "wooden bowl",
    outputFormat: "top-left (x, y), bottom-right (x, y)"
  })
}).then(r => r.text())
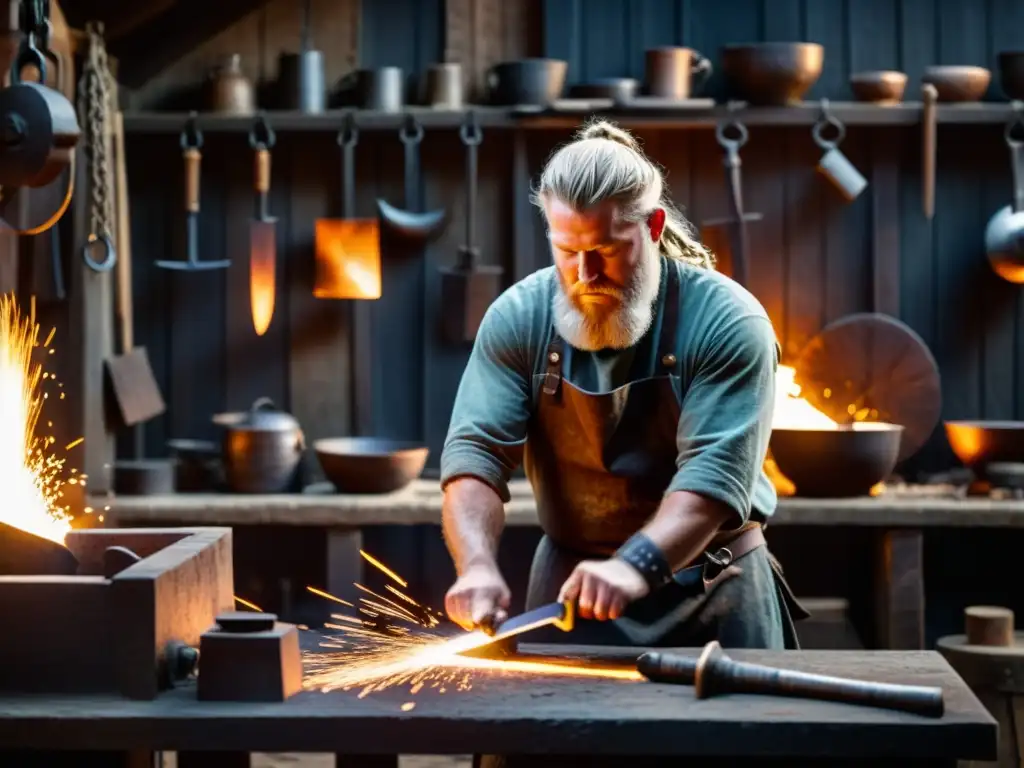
top-left (314, 437), bottom-right (428, 494)
top-left (850, 70), bottom-right (907, 104)
top-left (769, 424), bottom-right (903, 498)
top-left (921, 66), bottom-right (991, 102)
top-left (721, 42), bottom-right (823, 106)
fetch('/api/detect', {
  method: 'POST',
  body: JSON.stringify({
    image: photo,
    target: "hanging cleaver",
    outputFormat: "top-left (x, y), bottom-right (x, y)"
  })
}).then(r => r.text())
top-left (249, 121), bottom-right (277, 337)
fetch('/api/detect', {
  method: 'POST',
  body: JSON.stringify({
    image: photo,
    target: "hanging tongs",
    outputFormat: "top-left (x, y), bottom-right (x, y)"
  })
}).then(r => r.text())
top-left (155, 114), bottom-right (230, 271)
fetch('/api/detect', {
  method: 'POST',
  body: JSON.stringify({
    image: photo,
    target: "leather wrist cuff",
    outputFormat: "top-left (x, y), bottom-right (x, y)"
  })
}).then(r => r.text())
top-left (615, 532), bottom-right (674, 590)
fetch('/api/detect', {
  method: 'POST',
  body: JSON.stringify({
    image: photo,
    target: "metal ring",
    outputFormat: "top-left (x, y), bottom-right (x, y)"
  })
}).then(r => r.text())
top-left (812, 98), bottom-right (846, 148)
top-left (81, 233), bottom-right (117, 272)
top-left (715, 120), bottom-right (748, 150)
top-left (705, 547), bottom-right (733, 569)
top-left (180, 112), bottom-right (203, 150)
top-left (11, 42), bottom-right (45, 85)
top-left (248, 113), bottom-right (276, 150)
top-left (399, 115), bottom-right (424, 145)
top-left (459, 111), bottom-right (483, 146)
top-left (337, 111), bottom-right (359, 148)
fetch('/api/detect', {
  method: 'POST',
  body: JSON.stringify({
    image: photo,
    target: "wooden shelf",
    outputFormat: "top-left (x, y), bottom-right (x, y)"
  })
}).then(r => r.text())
top-left (121, 102), bottom-right (1019, 134)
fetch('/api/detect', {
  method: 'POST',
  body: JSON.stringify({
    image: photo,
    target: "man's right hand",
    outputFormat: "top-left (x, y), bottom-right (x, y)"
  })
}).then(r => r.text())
top-left (444, 565), bottom-right (511, 632)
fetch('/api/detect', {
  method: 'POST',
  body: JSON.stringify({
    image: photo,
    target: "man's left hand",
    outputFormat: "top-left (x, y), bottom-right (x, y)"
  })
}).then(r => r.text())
top-left (558, 558), bottom-right (650, 621)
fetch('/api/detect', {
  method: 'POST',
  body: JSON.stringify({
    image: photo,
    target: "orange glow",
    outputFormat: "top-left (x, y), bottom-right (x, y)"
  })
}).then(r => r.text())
top-left (250, 232), bottom-right (276, 336)
top-left (314, 219), bottom-right (382, 300)
top-left (0, 294), bottom-right (73, 544)
top-left (768, 364), bottom-right (886, 496)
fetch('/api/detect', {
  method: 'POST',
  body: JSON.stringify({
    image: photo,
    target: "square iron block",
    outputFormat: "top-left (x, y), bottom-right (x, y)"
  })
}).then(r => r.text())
top-left (439, 263), bottom-right (504, 344)
top-left (197, 612), bottom-right (303, 702)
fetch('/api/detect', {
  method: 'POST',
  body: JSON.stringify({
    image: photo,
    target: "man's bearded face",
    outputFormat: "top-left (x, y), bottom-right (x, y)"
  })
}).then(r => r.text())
top-left (544, 198), bottom-right (662, 351)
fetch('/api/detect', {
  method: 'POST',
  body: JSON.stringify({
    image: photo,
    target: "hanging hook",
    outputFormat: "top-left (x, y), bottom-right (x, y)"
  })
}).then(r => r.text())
top-left (399, 114), bottom-right (424, 145)
top-left (180, 112), bottom-right (203, 151)
top-left (248, 112), bottom-right (276, 150)
top-left (459, 110), bottom-right (482, 146)
top-left (812, 98), bottom-right (846, 150)
top-left (337, 110), bottom-right (359, 148)
top-left (1006, 101), bottom-right (1024, 146)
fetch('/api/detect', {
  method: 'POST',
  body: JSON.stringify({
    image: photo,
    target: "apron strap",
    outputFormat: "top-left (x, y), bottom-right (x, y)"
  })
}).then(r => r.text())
top-left (657, 258), bottom-right (681, 372)
top-left (541, 338), bottom-right (564, 397)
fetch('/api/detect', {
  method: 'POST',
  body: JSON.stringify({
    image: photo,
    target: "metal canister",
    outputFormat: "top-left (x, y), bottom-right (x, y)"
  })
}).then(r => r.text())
top-left (206, 54), bottom-right (255, 115)
top-left (221, 398), bottom-right (305, 494)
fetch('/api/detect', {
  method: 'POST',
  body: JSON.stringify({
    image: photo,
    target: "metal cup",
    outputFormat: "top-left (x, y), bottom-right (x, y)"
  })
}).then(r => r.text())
top-left (644, 47), bottom-right (713, 100)
top-left (423, 62), bottom-right (464, 108)
top-left (813, 108), bottom-right (868, 201)
top-left (355, 67), bottom-right (405, 112)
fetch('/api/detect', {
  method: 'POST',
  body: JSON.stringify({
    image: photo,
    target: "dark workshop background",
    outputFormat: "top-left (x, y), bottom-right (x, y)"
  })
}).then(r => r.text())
top-left (43, 0), bottom-right (1024, 645)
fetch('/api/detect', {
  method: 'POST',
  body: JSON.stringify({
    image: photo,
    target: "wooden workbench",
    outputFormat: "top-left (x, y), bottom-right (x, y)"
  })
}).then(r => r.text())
top-left (0, 644), bottom-right (999, 766)
top-left (93, 480), bottom-right (1024, 652)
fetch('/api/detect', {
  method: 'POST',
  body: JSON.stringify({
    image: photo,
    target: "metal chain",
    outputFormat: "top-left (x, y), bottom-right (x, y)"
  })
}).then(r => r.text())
top-left (77, 22), bottom-right (114, 241)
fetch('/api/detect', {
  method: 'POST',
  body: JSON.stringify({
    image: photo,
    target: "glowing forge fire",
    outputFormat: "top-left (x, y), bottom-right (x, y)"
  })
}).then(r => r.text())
top-left (252, 550), bottom-right (643, 700)
top-left (0, 294), bottom-right (74, 544)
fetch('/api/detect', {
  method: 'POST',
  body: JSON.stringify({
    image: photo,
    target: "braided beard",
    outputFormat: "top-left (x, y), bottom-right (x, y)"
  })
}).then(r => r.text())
top-left (552, 238), bottom-right (662, 352)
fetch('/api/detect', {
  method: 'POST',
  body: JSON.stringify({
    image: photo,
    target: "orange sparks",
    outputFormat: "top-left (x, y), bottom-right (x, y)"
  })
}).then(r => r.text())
top-left (234, 596), bottom-right (263, 612)
top-left (359, 550), bottom-right (408, 587)
top-left (307, 586), bottom-right (354, 607)
top-left (65, 437), bottom-right (83, 451)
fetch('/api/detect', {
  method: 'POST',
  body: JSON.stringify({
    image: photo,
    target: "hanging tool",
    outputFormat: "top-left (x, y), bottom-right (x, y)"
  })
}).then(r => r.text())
top-left (921, 84), bottom-right (938, 219)
top-left (637, 640), bottom-right (944, 718)
top-left (248, 113), bottom-right (277, 335)
top-left (156, 115), bottom-right (230, 271)
top-left (812, 99), bottom-right (868, 202)
top-left (985, 103), bottom-right (1024, 283)
top-left (440, 110), bottom-right (504, 344)
top-left (77, 21), bottom-right (115, 272)
top-left (0, 0), bottom-right (78, 193)
top-left (701, 118), bottom-right (760, 286)
top-left (376, 115), bottom-right (447, 243)
top-left (313, 111), bottom-right (381, 299)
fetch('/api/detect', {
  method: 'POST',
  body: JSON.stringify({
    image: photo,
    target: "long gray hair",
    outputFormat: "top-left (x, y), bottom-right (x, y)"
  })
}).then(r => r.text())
top-left (531, 119), bottom-right (714, 268)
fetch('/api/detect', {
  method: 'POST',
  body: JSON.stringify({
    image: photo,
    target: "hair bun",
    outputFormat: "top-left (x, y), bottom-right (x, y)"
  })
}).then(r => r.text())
top-left (578, 119), bottom-right (639, 150)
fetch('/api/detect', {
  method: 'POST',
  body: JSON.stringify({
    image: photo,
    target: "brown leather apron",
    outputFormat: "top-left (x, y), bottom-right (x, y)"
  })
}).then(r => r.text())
top-left (520, 261), bottom-right (806, 649)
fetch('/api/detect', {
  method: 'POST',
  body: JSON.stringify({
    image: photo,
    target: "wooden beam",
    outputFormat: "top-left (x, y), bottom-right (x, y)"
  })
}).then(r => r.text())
top-left (108, 0), bottom-right (268, 88)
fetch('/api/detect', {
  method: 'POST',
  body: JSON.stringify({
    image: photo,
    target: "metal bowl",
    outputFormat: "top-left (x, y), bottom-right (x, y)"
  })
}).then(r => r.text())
top-left (997, 52), bottom-right (1024, 100)
top-left (769, 424), bottom-right (904, 498)
top-left (944, 420), bottom-right (1024, 469)
top-left (921, 66), bottom-right (991, 102)
top-left (314, 437), bottom-right (429, 494)
top-left (850, 70), bottom-right (907, 104)
top-left (721, 42), bottom-right (824, 106)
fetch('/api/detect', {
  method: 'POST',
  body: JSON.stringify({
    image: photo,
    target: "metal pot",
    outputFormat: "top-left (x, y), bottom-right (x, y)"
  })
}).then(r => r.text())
top-left (221, 398), bottom-right (305, 494)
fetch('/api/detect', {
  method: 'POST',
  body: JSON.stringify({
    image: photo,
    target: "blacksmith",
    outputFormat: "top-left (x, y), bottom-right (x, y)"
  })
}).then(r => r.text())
top-left (439, 120), bottom-right (805, 649)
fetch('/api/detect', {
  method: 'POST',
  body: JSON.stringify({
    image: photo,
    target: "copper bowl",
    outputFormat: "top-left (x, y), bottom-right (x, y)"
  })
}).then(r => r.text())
top-left (921, 66), bottom-right (991, 102)
top-left (721, 42), bottom-right (824, 106)
top-left (314, 437), bottom-right (428, 494)
top-left (945, 420), bottom-right (1024, 469)
top-left (850, 70), bottom-right (907, 104)
top-left (997, 52), bottom-right (1024, 100)
top-left (769, 424), bottom-right (903, 498)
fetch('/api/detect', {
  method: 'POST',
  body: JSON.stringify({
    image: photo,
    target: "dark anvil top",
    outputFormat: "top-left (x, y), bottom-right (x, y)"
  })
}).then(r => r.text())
top-left (0, 645), bottom-right (997, 760)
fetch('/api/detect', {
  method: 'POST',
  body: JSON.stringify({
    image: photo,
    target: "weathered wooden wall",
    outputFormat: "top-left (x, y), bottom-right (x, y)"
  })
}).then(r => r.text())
top-left (117, 0), bottom-right (1024, 481)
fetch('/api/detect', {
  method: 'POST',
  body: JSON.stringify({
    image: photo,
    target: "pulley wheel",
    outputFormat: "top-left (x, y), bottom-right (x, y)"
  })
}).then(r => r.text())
top-left (793, 313), bottom-right (942, 462)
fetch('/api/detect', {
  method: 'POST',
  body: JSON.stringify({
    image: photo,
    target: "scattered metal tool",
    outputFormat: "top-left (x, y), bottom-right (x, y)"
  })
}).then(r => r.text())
top-left (701, 117), bottom-right (761, 286)
top-left (439, 110), bottom-right (504, 344)
top-left (156, 115), bottom-right (230, 271)
top-left (637, 640), bottom-right (945, 718)
top-left (249, 114), bottom-right (278, 335)
top-left (376, 114), bottom-right (447, 243)
top-left (813, 99), bottom-right (868, 202)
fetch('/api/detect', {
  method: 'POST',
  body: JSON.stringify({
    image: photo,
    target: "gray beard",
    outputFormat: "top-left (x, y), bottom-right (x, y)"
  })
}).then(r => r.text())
top-left (552, 241), bottom-right (662, 352)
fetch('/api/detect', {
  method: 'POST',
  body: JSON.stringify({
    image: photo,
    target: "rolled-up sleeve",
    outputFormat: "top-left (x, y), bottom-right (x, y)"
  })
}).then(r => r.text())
top-left (440, 303), bottom-right (533, 502)
top-left (667, 314), bottom-right (778, 527)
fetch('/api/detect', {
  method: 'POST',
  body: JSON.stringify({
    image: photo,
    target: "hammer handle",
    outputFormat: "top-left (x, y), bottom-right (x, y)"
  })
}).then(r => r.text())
top-left (184, 148), bottom-right (201, 214)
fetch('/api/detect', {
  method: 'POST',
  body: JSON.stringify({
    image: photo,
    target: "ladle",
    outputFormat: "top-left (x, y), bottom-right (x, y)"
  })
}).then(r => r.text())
top-left (376, 114), bottom-right (447, 243)
top-left (985, 102), bottom-right (1024, 283)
